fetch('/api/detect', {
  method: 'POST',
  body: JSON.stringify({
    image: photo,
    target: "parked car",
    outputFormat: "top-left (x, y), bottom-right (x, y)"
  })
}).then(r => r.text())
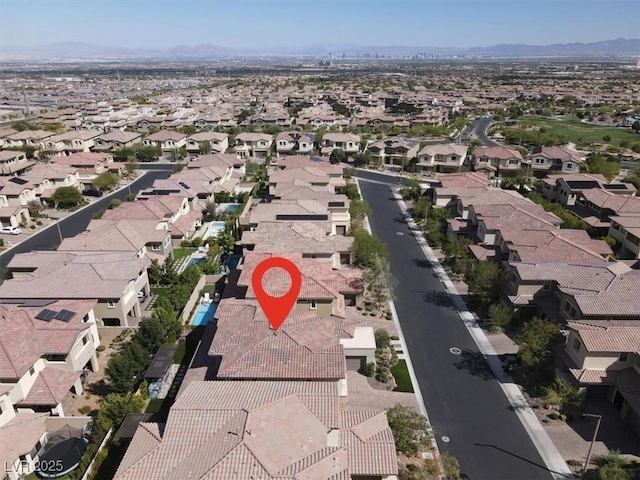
top-left (0, 226), bottom-right (21, 235)
top-left (84, 188), bottom-right (103, 197)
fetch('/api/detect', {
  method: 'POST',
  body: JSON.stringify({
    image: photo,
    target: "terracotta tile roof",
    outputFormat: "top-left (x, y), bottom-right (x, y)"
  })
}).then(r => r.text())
top-left (0, 251), bottom-right (149, 300)
top-left (17, 366), bottom-right (79, 406)
top-left (435, 171), bottom-right (492, 188)
top-left (0, 413), bottom-right (48, 470)
top-left (475, 146), bottom-right (523, 160)
top-left (49, 152), bottom-right (111, 166)
top-left (59, 219), bottom-right (168, 253)
top-left (502, 229), bottom-right (612, 262)
top-left (566, 269), bottom-right (640, 316)
top-left (569, 322), bottom-right (640, 353)
top-left (144, 130), bottom-right (186, 142)
top-left (114, 381), bottom-right (397, 480)
top-left (0, 300), bottom-right (95, 379)
top-left (512, 261), bottom-right (620, 293)
top-left (240, 221), bottom-right (352, 255)
top-left (238, 252), bottom-right (363, 299)
top-left (210, 300), bottom-right (347, 380)
top-left (581, 189), bottom-right (640, 213)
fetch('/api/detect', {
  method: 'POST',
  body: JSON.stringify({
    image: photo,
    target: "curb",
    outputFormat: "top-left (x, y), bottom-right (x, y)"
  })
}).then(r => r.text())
top-left (392, 187), bottom-right (575, 480)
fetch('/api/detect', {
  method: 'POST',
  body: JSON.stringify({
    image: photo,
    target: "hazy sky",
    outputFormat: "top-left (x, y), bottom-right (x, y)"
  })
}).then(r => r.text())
top-left (1, 0), bottom-right (638, 49)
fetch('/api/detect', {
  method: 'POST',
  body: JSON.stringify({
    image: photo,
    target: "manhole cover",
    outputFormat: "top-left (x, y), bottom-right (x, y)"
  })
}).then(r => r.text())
top-left (441, 436), bottom-right (450, 443)
top-left (449, 347), bottom-right (462, 355)
top-left (396, 232), bottom-right (404, 236)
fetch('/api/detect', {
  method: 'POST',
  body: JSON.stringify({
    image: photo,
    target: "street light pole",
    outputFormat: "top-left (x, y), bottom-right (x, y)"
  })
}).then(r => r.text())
top-left (582, 413), bottom-right (602, 476)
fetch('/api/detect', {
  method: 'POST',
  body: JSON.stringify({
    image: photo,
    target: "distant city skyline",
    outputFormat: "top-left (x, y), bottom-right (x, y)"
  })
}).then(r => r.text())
top-left (2, 0), bottom-right (638, 50)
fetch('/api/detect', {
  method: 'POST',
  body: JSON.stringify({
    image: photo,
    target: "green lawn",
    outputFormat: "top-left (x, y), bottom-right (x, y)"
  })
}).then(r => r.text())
top-left (391, 360), bottom-right (414, 393)
top-left (201, 284), bottom-right (215, 294)
top-left (173, 343), bottom-right (186, 364)
top-left (145, 398), bottom-right (168, 413)
top-left (172, 247), bottom-right (196, 264)
top-left (513, 116), bottom-right (638, 146)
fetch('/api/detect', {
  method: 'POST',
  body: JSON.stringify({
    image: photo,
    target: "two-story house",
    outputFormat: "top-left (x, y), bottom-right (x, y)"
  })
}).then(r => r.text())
top-left (415, 143), bottom-right (468, 174)
top-left (474, 146), bottom-right (524, 177)
top-left (58, 218), bottom-right (173, 261)
top-left (43, 131), bottom-right (101, 156)
top-left (274, 131), bottom-right (314, 157)
top-left (113, 381), bottom-right (397, 480)
top-left (0, 251), bottom-right (150, 327)
top-left (0, 150), bottom-right (36, 176)
top-left (185, 132), bottom-right (229, 155)
top-left (0, 300), bottom-right (100, 480)
top-left (320, 132), bottom-right (361, 157)
top-left (608, 216), bottom-right (640, 260)
top-left (143, 130), bottom-right (187, 158)
top-left (49, 152), bottom-right (121, 187)
top-left (92, 131), bottom-right (142, 151)
top-left (529, 146), bottom-right (584, 177)
top-left (367, 138), bottom-right (420, 167)
top-left (559, 321), bottom-right (640, 436)
top-left (234, 132), bottom-right (273, 159)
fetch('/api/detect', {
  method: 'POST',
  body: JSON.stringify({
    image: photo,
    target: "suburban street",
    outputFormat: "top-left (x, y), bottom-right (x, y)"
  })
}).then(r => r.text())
top-left (358, 175), bottom-right (555, 480)
top-left (0, 167), bottom-right (172, 270)
top-left (471, 116), bottom-right (500, 147)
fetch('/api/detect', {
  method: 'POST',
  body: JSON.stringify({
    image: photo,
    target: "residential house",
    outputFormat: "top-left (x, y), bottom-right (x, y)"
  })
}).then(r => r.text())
top-left (559, 321), bottom-right (640, 436)
top-left (572, 188), bottom-right (640, 235)
top-left (0, 251), bottom-right (150, 327)
top-left (41, 131), bottom-right (101, 156)
top-left (539, 173), bottom-right (633, 207)
top-left (186, 153), bottom-right (245, 175)
top-left (502, 261), bottom-right (632, 322)
top-left (247, 199), bottom-right (350, 235)
top-left (113, 381), bottom-right (398, 480)
top-left (101, 196), bottom-right (201, 244)
top-left (142, 130), bottom-right (186, 158)
top-left (236, 252), bottom-right (364, 311)
top-left (4, 130), bottom-right (55, 151)
top-left (93, 131), bottom-right (142, 151)
top-left (18, 164), bottom-right (81, 204)
top-left (367, 138), bottom-right (420, 167)
top-left (415, 143), bottom-right (468, 174)
top-left (320, 132), bottom-right (361, 156)
top-left (57, 219), bottom-right (173, 261)
top-left (274, 131), bottom-right (314, 157)
top-left (609, 216), bottom-right (640, 259)
top-left (529, 146), bottom-right (584, 176)
top-left (474, 146), bottom-right (524, 177)
top-left (238, 221), bottom-right (354, 267)
top-left (49, 152), bottom-right (121, 187)
top-left (0, 150), bottom-right (36, 176)
top-left (137, 178), bottom-right (214, 205)
top-left (0, 300), bottom-right (100, 480)
top-left (185, 132), bottom-right (229, 155)
top-left (234, 132), bottom-right (273, 159)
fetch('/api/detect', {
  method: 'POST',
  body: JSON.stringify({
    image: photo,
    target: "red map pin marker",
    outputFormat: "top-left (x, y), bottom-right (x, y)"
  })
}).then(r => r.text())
top-left (251, 257), bottom-right (302, 331)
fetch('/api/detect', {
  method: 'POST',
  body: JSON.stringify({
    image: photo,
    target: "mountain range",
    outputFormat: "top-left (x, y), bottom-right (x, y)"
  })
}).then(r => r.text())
top-left (2, 38), bottom-right (640, 60)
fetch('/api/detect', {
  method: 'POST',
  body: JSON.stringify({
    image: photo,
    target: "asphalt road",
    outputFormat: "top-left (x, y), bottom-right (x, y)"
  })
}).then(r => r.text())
top-left (0, 168), bottom-right (171, 270)
top-left (471, 116), bottom-right (500, 147)
top-left (359, 178), bottom-right (554, 480)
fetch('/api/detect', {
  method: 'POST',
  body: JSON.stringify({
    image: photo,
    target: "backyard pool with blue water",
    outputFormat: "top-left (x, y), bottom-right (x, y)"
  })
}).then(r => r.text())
top-left (191, 302), bottom-right (218, 326)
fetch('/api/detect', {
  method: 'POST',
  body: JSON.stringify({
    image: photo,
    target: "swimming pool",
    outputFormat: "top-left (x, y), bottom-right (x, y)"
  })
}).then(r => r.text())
top-left (216, 203), bottom-right (241, 214)
top-left (191, 302), bottom-right (218, 326)
top-left (207, 221), bottom-right (226, 238)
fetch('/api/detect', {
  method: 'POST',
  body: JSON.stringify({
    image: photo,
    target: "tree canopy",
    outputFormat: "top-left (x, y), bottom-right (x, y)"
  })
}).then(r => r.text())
top-left (52, 186), bottom-right (83, 208)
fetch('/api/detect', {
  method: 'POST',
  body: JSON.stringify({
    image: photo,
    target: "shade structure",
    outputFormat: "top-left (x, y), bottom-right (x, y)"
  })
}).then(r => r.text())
top-left (36, 437), bottom-right (88, 478)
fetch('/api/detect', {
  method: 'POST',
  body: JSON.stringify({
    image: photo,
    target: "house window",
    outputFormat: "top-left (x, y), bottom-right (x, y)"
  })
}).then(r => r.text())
top-left (619, 352), bottom-right (629, 362)
top-left (29, 367), bottom-right (35, 376)
top-left (151, 244), bottom-right (161, 251)
top-left (566, 163), bottom-right (572, 169)
top-left (82, 335), bottom-right (88, 346)
top-left (310, 300), bottom-right (317, 310)
top-left (107, 301), bottom-right (115, 309)
top-left (572, 337), bottom-right (581, 352)
top-left (542, 280), bottom-right (552, 291)
top-left (564, 302), bottom-right (577, 318)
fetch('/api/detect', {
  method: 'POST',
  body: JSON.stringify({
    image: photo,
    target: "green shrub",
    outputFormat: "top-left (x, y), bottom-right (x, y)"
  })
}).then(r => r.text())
top-left (364, 362), bottom-right (376, 377)
top-left (36, 220), bottom-right (43, 226)
top-left (547, 412), bottom-right (561, 420)
top-left (77, 405), bottom-right (92, 415)
top-left (375, 329), bottom-right (391, 348)
top-left (109, 199), bottom-right (122, 209)
top-left (30, 225), bottom-right (36, 229)
top-left (96, 345), bottom-right (106, 352)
